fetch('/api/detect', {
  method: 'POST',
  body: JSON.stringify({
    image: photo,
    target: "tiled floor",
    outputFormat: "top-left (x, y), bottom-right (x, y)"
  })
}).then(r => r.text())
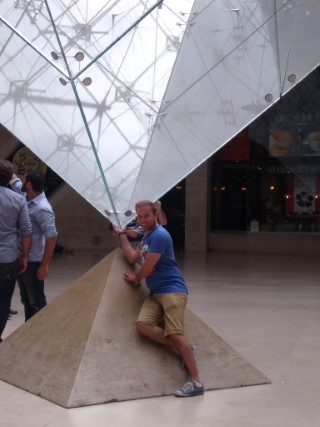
top-left (1, 249), bottom-right (320, 427)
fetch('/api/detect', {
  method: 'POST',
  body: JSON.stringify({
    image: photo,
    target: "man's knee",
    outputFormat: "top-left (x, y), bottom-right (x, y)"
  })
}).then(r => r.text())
top-left (136, 321), bottom-right (147, 335)
top-left (168, 333), bottom-right (186, 348)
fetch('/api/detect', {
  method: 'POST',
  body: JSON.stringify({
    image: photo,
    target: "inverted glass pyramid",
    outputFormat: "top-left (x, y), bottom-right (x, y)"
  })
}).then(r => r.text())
top-left (1, 0), bottom-right (320, 226)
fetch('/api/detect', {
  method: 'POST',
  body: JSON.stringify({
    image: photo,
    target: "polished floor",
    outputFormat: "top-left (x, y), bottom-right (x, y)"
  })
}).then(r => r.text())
top-left (1, 249), bottom-right (320, 427)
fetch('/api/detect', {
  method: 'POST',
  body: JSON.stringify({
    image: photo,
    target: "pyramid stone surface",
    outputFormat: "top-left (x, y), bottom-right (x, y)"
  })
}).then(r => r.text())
top-left (0, 248), bottom-right (270, 407)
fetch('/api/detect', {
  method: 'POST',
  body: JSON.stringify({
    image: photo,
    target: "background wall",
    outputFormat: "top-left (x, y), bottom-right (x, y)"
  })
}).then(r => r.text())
top-left (185, 163), bottom-right (208, 252)
top-left (50, 183), bottom-right (118, 251)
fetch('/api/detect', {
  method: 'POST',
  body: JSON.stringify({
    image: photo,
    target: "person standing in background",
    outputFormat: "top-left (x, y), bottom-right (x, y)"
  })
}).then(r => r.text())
top-left (10, 170), bottom-right (58, 321)
top-left (0, 160), bottom-right (32, 341)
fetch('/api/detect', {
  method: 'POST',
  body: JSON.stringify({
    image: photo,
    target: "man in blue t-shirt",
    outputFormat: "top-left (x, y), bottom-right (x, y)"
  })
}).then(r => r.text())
top-left (116, 200), bottom-right (204, 397)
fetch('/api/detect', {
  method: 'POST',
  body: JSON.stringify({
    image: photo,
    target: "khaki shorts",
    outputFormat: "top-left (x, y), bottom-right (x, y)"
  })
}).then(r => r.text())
top-left (137, 292), bottom-right (188, 337)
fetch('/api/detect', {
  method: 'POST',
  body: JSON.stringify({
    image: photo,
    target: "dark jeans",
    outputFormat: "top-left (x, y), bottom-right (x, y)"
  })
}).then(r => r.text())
top-left (0, 259), bottom-right (19, 339)
top-left (17, 261), bottom-right (47, 321)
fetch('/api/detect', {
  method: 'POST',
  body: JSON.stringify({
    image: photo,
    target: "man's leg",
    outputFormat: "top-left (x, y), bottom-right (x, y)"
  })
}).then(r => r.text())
top-left (136, 293), bottom-right (200, 377)
top-left (137, 322), bottom-right (200, 379)
top-left (136, 295), bottom-right (177, 349)
top-left (136, 322), bottom-right (203, 397)
top-left (17, 274), bottom-right (33, 321)
top-left (169, 333), bottom-right (200, 382)
top-left (137, 293), bottom-right (204, 397)
top-left (136, 322), bottom-right (176, 349)
top-left (161, 293), bottom-right (200, 381)
top-left (0, 260), bottom-right (19, 340)
top-left (18, 262), bottom-right (47, 321)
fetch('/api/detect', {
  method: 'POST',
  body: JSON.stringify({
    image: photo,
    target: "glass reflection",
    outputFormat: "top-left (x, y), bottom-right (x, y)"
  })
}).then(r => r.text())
top-left (1, 1), bottom-right (320, 226)
top-left (211, 66), bottom-right (320, 234)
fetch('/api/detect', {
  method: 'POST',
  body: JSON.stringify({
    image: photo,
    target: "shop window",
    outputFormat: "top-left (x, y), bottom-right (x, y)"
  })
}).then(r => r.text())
top-left (211, 67), bottom-right (320, 233)
top-left (211, 155), bottom-right (320, 234)
top-left (212, 116), bottom-right (319, 232)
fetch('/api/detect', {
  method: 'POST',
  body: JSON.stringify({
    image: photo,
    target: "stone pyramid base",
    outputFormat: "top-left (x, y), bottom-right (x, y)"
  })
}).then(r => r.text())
top-left (0, 248), bottom-right (270, 407)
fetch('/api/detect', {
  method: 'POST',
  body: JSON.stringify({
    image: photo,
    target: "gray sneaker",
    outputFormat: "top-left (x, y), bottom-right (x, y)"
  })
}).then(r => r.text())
top-left (175, 380), bottom-right (204, 397)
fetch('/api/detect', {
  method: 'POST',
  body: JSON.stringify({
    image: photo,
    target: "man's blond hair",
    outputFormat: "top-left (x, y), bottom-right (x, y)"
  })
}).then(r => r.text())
top-left (135, 200), bottom-right (157, 214)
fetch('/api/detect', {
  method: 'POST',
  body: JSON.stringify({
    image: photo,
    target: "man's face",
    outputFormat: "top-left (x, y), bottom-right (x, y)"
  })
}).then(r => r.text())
top-left (136, 205), bottom-right (157, 233)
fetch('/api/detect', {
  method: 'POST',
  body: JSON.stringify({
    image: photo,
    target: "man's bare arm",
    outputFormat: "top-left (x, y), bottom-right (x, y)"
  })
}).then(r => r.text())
top-left (123, 252), bottom-right (161, 286)
top-left (118, 233), bottom-right (140, 264)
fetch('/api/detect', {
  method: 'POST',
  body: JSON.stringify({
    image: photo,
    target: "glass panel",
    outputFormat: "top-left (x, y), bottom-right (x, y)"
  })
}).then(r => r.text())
top-left (132, 2), bottom-right (281, 202)
top-left (0, 23), bottom-right (113, 215)
top-left (0, 0), bottom-right (193, 225)
top-left (1, 0), bottom-right (320, 226)
top-left (276, 0), bottom-right (320, 95)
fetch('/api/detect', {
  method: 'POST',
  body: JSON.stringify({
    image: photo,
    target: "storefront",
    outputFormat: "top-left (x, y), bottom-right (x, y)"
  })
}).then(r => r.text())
top-left (210, 66), bottom-right (320, 241)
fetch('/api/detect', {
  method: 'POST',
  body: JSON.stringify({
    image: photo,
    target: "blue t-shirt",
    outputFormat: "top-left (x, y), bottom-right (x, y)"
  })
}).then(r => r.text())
top-left (139, 225), bottom-right (188, 295)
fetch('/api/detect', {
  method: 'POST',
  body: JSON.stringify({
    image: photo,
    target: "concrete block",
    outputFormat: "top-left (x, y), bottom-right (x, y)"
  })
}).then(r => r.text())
top-left (0, 248), bottom-right (270, 407)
